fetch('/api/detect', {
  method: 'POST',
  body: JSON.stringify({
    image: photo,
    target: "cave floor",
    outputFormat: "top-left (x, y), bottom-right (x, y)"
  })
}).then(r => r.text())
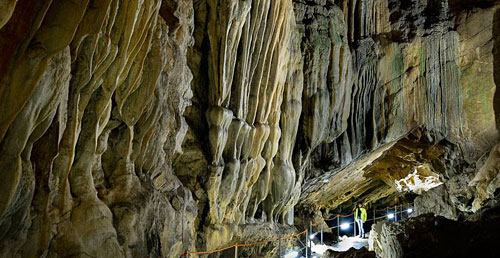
top-left (311, 235), bottom-right (369, 256)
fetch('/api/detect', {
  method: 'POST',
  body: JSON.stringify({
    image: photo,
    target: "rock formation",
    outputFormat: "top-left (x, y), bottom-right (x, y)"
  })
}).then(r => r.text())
top-left (369, 212), bottom-right (500, 258)
top-left (0, 0), bottom-right (500, 257)
top-left (324, 247), bottom-right (375, 258)
top-left (0, 1), bottom-right (197, 257)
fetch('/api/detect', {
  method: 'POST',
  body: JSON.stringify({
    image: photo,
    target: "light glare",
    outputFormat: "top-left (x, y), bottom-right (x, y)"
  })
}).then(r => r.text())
top-left (340, 223), bottom-right (350, 230)
top-left (284, 250), bottom-right (299, 258)
top-left (407, 208), bottom-right (413, 213)
top-left (387, 213), bottom-right (395, 219)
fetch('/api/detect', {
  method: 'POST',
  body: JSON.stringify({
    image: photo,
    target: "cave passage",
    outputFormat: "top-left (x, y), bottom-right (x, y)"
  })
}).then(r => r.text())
top-left (1, 0), bottom-right (500, 258)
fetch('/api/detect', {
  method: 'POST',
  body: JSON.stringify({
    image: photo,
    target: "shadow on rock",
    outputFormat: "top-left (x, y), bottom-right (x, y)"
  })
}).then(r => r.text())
top-left (324, 247), bottom-right (376, 258)
top-left (372, 213), bottom-right (500, 258)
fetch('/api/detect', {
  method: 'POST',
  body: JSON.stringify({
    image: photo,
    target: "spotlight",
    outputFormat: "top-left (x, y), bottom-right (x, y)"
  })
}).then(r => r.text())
top-left (284, 250), bottom-right (299, 258)
top-left (387, 213), bottom-right (394, 219)
top-left (407, 208), bottom-right (413, 213)
top-left (340, 223), bottom-right (350, 230)
top-left (309, 233), bottom-right (316, 240)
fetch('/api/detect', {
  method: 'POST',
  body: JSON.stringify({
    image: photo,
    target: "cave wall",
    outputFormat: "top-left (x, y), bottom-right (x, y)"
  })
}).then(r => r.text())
top-left (0, 0), bottom-right (499, 257)
top-left (370, 212), bottom-right (500, 258)
top-left (298, 0), bottom-right (500, 211)
top-left (0, 1), bottom-right (197, 257)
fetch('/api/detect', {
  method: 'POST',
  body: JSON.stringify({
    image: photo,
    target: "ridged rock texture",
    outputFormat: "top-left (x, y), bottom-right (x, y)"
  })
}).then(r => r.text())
top-left (1, 0), bottom-right (500, 257)
top-left (369, 212), bottom-right (500, 258)
top-left (0, 1), bottom-right (196, 257)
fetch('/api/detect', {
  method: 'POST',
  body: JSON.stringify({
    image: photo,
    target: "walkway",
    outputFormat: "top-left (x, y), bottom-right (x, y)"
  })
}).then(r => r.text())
top-left (182, 203), bottom-right (414, 257)
top-left (312, 236), bottom-right (369, 255)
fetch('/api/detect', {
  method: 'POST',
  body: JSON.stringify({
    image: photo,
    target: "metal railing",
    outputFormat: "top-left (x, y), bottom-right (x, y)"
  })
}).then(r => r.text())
top-left (182, 203), bottom-right (414, 257)
top-left (310, 203), bottom-right (415, 246)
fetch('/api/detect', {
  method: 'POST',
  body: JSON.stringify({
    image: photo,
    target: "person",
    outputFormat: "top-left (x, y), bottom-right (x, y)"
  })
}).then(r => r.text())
top-left (354, 203), bottom-right (367, 238)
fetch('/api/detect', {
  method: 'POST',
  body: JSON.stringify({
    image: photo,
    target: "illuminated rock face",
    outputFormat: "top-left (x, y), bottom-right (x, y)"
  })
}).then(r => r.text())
top-left (0, 1), bottom-right (197, 257)
top-left (0, 0), bottom-right (499, 257)
top-left (297, 0), bottom-right (500, 213)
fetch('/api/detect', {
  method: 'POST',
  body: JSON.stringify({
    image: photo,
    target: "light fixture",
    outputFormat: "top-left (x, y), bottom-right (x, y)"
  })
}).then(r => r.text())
top-left (387, 213), bottom-right (394, 219)
top-left (283, 250), bottom-right (299, 258)
top-left (407, 208), bottom-right (413, 213)
top-left (323, 179), bottom-right (329, 183)
top-left (309, 233), bottom-right (316, 240)
top-left (340, 223), bottom-right (350, 230)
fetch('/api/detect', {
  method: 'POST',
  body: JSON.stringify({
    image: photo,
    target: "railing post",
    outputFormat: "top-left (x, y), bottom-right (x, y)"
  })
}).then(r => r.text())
top-left (305, 228), bottom-right (308, 258)
top-left (394, 205), bottom-right (397, 221)
top-left (278, 237), bottom-right (281, 258)
top-left (400, 205), bottom-right (403, 219)
top-left (320, 220), bottom-right (324, 245)
top-left (353, 214), bottom-right (356, 237)
top-left (386, 207), bottom-right (389, 220)
top-left (309, 222), bottom-right (312, 257)
top-left (373, 209), bottom-right (376, 223)
top-left (235, 245), bottom-right (238, 258)
top-left (337, 216), bottom-right (340, 242)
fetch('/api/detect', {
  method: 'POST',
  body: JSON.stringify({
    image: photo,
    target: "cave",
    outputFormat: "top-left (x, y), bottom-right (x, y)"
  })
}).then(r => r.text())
top-left (1, 0), bottom-right (500, 257)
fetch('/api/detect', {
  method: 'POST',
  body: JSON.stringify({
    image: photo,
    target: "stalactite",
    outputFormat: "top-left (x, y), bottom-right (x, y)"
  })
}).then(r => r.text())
top-left (1, 0), bottom-right (500, 257)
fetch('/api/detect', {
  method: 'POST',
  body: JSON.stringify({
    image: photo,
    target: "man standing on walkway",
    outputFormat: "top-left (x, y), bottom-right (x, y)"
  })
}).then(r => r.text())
top-left (354, 203), bottom-right (367, 238)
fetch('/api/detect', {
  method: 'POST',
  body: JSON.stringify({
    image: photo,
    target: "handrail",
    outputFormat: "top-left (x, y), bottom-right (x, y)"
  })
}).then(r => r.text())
top-left (183, 202), bottom-right (414, 256)
top-left (186, 229), bottom-right (307, 255)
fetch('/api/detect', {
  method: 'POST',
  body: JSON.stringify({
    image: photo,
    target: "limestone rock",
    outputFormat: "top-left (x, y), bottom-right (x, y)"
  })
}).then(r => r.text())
top-left (413, 169), bottom-right (475, 219)
top-left (413, 185), bottom-right (459, 220)
top-left (324, 247), bottom-right (376, 258)
top-left (0, 1), bottom-right (197, 257)
top-left (370, 214), bottom-right (500, 258)
top-left (298, 0), bottom-right (500, 216)
top-left (1, 0), bottom-right (500, 257)
top-left (470, 143), bottom-right (500, 211)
